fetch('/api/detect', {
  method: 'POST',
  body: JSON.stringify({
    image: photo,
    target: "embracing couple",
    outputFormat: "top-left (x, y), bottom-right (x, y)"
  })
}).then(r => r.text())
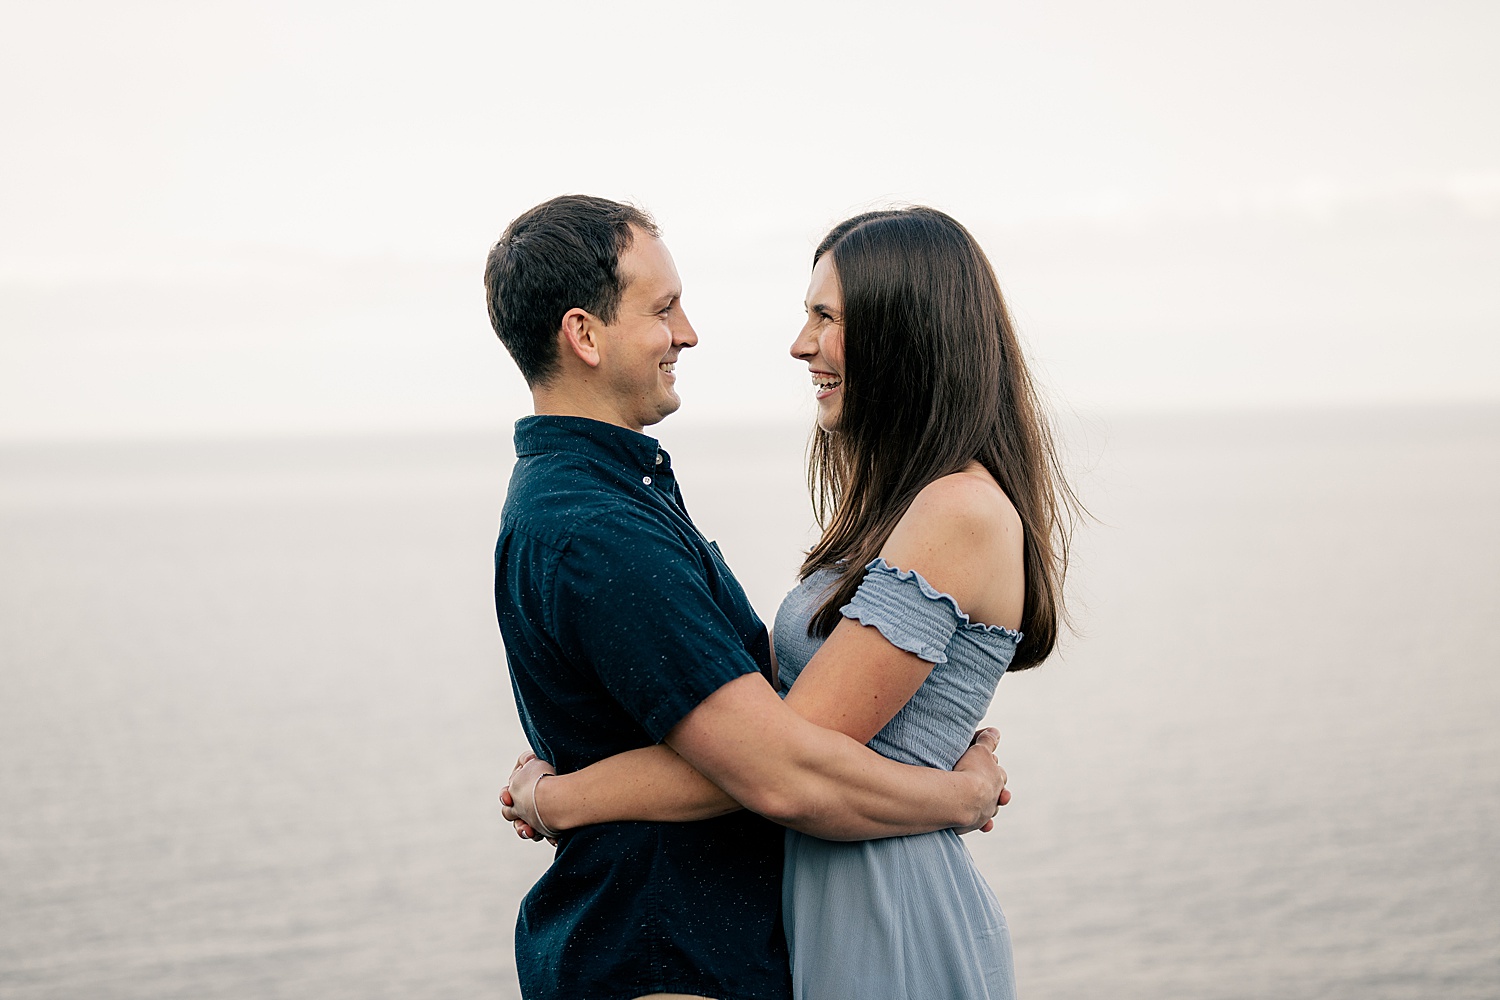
top-left (484, 195), bottom-right (1073, 1000)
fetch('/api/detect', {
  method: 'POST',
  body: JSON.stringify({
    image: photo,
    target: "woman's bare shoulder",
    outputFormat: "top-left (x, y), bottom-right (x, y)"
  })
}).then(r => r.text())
top-left (885, 467), bottom-right (1022, 570)
top-left (910, 467), bottom-right (1018, 534)
top-left (880, 466), bottom-right (1024, 627)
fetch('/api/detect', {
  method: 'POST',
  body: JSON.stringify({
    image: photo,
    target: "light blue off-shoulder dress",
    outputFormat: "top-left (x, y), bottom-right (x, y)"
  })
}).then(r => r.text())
top-left (774, 558), bottom-right (1021, 1000)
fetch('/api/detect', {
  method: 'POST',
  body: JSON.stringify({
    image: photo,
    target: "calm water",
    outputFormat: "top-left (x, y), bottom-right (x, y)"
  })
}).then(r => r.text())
top-left (2, 408), bottom-right (1497, 999)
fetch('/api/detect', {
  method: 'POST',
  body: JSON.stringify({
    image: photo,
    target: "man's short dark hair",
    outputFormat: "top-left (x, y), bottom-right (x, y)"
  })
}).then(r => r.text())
top-left (484, 195), bottom-right (659, 385)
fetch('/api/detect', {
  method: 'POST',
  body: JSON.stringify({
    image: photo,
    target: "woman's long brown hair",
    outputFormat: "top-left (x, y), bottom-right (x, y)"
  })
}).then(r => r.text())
top-left (799, 208), bottom-right (1078, 670)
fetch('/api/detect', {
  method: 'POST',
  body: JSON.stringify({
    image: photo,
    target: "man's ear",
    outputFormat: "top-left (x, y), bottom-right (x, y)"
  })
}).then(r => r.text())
top-left (559, 308), bottom-right (602, 368)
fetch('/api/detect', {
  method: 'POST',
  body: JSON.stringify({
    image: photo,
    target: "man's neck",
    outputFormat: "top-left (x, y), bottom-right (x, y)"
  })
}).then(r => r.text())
top-left (530, 382), bottom-right (643, 434)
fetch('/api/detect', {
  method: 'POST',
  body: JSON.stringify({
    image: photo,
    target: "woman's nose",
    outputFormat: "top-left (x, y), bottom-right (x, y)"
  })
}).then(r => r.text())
top-left (790, 324), bottom-right (816, 359)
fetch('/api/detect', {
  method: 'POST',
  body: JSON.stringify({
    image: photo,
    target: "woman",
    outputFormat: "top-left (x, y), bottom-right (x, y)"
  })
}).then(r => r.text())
top-left (504, 207), bottom-right (1074, 998)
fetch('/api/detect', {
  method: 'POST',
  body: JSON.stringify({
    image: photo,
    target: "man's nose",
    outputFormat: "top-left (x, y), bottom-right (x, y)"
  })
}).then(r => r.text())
top-left (673, 308), bottom-right (698, 348)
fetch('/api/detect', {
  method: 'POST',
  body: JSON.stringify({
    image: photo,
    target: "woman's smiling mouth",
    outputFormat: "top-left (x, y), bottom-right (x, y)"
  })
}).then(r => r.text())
top-left (811, 371), bottom-right (842, 399)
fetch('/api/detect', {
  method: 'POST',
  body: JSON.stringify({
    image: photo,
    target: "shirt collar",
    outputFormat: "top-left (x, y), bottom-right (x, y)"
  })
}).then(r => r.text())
top-left (513, 415), bottom-right (667, 474)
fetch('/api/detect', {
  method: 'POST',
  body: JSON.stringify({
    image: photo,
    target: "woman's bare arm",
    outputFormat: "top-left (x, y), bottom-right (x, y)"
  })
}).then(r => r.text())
top-left (503, 743), bottom-right (737, 838)
top-left (502, 473), bottom-right (1020, 837)
top-left (782, 470), bottom-right (1023, 743)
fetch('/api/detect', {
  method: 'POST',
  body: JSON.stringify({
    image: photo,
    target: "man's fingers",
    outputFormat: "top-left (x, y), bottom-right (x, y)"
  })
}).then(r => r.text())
top-left (500, 786), bottom-right (513, 807)
top-left (970, 727), bottom-right (1000, 754)
top-left (999, 788), bottom-right (1012, 807)
top-left (514, 750), bottom-right (536, 771)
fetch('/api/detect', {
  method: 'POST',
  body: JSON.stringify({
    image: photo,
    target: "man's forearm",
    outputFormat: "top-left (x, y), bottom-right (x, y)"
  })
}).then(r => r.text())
top-left (753, 725), bottom-right (986, 840)
top-left (666, 673), bottom-right (994, 841)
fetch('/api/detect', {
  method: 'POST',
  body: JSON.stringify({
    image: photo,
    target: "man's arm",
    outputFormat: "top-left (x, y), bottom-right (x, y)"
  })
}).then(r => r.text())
top-left (506, 529), bottom-right (1012, 838)
top-left (693, 471), bottom-right (1022, 836)
top-left (666, 672), bottom-right (1004, 840)
top-left (508, 503), bottom-right (1006, 840)
top-left (506, 677), bottom-right (1007, 841)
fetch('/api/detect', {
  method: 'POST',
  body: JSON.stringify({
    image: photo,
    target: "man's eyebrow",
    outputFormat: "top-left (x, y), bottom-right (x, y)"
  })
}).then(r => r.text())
top-left (650, 291), bottom-right (680, 309)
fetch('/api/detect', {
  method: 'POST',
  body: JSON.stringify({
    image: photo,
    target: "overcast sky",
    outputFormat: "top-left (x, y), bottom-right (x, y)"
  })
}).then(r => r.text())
top-left (2, 0), bottom-right (1496, 440)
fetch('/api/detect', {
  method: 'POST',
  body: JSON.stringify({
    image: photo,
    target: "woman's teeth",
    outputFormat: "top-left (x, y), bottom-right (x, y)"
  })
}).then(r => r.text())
top-left (812, 375), bottom-right (841, 390)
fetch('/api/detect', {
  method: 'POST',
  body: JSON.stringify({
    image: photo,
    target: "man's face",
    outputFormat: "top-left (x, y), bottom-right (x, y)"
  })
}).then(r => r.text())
top-left (594, 229), bottom-right (698, 431)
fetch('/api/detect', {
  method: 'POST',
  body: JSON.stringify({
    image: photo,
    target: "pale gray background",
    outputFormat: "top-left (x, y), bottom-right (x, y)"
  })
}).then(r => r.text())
top-left (3, 2), bottom-right (1497, 998)
top-left (2, 0), bottom-right (1497, 440)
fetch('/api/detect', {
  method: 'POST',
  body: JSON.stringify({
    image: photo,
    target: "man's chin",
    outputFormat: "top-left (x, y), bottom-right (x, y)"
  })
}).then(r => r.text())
top-left (641, 394), bottom-right (682, 428)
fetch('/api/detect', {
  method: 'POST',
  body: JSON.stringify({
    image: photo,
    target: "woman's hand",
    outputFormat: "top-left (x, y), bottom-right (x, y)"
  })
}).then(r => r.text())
top-left (500, 750), bottom-right (558, 843)
top-left (950, 728), bottom-right (1012, 835)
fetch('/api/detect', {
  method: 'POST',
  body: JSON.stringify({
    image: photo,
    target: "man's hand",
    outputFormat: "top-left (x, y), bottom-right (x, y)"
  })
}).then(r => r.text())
top-left (951, 727), bottom-right (1012, 835)
top-left (500, 750), bottom-right (557, 843)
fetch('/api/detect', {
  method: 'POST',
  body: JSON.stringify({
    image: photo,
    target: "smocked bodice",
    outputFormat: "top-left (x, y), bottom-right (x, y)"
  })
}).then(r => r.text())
top-left (773, 559), bottom-right (1020, 769)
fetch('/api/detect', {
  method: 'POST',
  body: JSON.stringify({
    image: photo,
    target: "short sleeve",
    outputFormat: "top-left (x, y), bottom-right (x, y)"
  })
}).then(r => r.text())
top-left (553, 508), bottom-right (765, 742)
top-left (839, 558), bottom-right (968, 664)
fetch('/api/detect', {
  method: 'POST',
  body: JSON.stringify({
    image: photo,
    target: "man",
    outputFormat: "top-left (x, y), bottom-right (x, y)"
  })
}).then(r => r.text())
top-left (485, 195), bottom-right (1006, 1000)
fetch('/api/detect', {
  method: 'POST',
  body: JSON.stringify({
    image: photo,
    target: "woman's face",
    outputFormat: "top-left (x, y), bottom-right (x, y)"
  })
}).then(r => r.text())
top-left (791, 253), bottom-right (846, 432)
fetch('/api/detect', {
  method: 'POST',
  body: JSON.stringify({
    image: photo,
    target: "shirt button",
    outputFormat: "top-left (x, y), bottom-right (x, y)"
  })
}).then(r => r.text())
top-left (655, 453), bottom-right (663, 465)
top-left (642, 476), bottom-right (652, 485)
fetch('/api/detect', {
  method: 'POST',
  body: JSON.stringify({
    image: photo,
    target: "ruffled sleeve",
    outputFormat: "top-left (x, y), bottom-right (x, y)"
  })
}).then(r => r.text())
top-left (840, 558), bottom-right (1023, 664)
top-left (836, 559), bottom-right (955, 663)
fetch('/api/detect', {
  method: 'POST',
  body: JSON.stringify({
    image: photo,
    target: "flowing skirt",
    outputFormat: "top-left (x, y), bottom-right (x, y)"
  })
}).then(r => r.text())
top-left (782, 827), bottom-right (1017, 999)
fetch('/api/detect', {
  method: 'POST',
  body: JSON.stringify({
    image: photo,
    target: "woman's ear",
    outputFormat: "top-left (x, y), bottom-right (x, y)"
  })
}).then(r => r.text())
top-left (559, 308), bottom-right (601, 368)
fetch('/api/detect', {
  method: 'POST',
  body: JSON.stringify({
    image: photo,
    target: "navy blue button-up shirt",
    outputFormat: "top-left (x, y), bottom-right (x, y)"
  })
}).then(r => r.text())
top-left (495, 415), bottom-right (790, 1000)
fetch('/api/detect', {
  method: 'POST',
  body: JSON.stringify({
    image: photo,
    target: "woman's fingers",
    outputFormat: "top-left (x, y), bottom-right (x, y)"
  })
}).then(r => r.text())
top-left (500, 750), bottom-right (557, 845)
top-left (501, 756), bottom-right (559, 835)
